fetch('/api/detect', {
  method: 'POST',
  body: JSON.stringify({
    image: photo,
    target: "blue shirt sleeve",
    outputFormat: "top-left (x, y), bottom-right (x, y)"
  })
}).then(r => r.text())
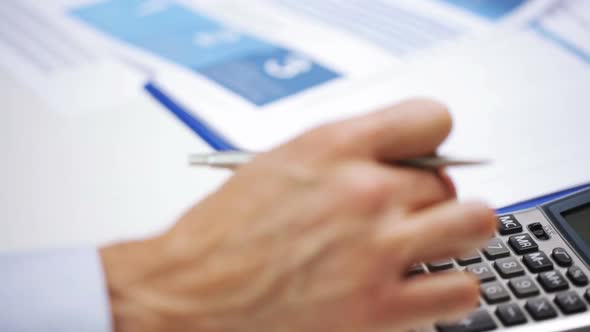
top-left (0, 248), bottom-right (113, 332)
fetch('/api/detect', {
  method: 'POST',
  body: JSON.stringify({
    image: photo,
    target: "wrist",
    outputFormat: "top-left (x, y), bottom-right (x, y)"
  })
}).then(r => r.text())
top-left (100, 236), bottom-right (170, 332)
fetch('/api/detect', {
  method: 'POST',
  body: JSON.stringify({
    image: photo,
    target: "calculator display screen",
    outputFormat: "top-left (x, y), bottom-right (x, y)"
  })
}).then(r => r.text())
top-left (562, 202), bottom-right (590, 247)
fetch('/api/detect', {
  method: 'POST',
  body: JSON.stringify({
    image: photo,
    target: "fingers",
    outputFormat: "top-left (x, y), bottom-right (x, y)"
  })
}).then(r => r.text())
top-left (321, 162), bottom-right (455, 215)
top-left (437, 168), bottom-right (457, 198)
top-left (347, 98), bottom-right (453, 161)
top-left (364, 99), bottom-right (452, 161)
top-left (377, 201), bottom-right (496, 265)
top-left (380, 167), bottom-right (454, 210)
top-left (289, 98), bottom-right (452, 162)
top-left (382, 272), bottom-right (480, 329)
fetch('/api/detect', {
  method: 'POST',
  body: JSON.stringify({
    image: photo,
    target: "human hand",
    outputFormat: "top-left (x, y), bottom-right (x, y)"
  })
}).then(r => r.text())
top-left (101, 99), bottom-right (496, 332)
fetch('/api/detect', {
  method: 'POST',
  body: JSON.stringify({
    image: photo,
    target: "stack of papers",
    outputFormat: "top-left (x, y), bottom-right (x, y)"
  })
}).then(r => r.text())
top-left (1, 0), bottom-right (589, 208)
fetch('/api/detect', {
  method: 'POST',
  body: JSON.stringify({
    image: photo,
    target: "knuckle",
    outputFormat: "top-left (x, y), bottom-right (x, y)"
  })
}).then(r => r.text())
top-left (335, 167), bottom-right (393, 207)
top-left (306, 120), bottom-right (370, 156)
top-left (320, 123), bottom-right (357, 154)
top-left (405, 169), bottom-right (452, 202)
top-left (405, 169), bottom-right (428, 188)
top-left (387, 229), bottom-right (414, 265)
top-left (385, 175), bottom-right (406, 195)
top-left (276, 121), bottom-right (358, 163)
top-left (343, 174), bottom-right (383, 199)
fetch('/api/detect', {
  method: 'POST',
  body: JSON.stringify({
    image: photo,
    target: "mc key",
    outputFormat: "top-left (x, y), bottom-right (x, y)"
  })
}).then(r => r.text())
top-left (497, 214), bottom-right (522, 235)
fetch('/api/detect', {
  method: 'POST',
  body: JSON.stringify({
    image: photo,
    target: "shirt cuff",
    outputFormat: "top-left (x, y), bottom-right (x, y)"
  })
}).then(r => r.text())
top-left (0, 247), bottom-right (112, 332)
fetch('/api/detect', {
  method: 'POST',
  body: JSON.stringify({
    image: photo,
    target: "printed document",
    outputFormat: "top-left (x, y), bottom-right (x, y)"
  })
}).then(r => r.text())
top-left (3, 0), bottom-right (589, 207)
top-left (21, 0), bottom-right (548, 116)
top-left (329, 0), bottom-right (590, 207)
top-left (0, 1), bottom-right (146, 113)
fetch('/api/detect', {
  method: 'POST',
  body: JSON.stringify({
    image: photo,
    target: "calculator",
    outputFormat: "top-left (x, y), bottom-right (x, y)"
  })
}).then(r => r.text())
top-left (415, 188), bottom-right (590, 332)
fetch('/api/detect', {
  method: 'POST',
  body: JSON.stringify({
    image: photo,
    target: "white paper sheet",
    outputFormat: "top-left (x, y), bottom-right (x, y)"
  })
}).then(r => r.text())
top-left (321, 22), bottom-right (590, 207)
top-left (158, 0), bottom-right (588, 208)
top-left (0, 0), bottom-right (146, 113)
top-left (7, 0), bottom-right (589, 208)
top-left (145, 0), bottom-right (590, 208)
top-left (37, 0), bottom-right (543, 116)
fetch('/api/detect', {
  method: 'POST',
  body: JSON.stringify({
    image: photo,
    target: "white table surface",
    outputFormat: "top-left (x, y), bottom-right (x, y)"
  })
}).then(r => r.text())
top-left (0, 72), bottom-right (230, 253)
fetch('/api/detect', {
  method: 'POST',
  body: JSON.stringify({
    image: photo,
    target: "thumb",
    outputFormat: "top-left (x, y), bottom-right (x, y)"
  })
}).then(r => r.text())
top-left (346, 98), bottom-right (453, 161)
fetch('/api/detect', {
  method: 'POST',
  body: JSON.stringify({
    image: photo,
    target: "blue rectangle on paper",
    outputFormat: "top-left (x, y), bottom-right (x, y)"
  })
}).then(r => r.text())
top-left (71, 0), bottom-right (339, 105)
top-left (438, 0), bottom-right (527, 20)
top-left (72, 0), bottom-right (217, 41)
top-left (199, 48), bottom-right (339, 106)
top-left (71, 0), bottom-right (276, 69)
top-left (128, 29), bottom-right (277, 70)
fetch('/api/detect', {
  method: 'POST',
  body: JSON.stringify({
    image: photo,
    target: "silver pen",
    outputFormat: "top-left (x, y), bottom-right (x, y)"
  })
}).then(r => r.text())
top-left (189, 151), bottom-right (488, 170)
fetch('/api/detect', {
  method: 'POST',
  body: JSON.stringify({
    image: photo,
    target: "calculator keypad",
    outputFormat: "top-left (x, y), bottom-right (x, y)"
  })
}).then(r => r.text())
top-left (412, 209), bottom-right (590, 332)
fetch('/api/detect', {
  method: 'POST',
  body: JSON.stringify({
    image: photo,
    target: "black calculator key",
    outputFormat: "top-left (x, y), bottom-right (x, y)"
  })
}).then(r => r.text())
top-left (494, 257), bottom-right (525, 278)
top-left (567, 266), bottom-right (589, 286)
top-left (538, 270), bottom-right (569, 292)
top-left (466, 263), bottom-right (496, 283)
top-left (407, 263), bottom-right (426, 276)
top-left (555, 291), bottom-right (587, 314)
top-left (528, 222), bottom-right (550, 240)
top-left (525, 298), bottom-right (558, 321)
top-left (481, 281), bottom-right (510, 304)
top-left (509, 276), bottom-right (540, 298)
top-left (483, 238), bottom-right (510, 260)
top-left (497, 214), bottom-right (522, 235)
top-left (552, 247), bottom-right (573, 267)
top-left (508, 234), bottom-right (538, 255)
top-left (523, 251), bottom-right (554, 273)
top-left (495, 303), bottom-right (527, 326)
top-left (436, 309), bottom-right (497, 332)
top-left (456, 251), bottom-right (482, 266)
top-left (428, 259), bottom-right (454, 272)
